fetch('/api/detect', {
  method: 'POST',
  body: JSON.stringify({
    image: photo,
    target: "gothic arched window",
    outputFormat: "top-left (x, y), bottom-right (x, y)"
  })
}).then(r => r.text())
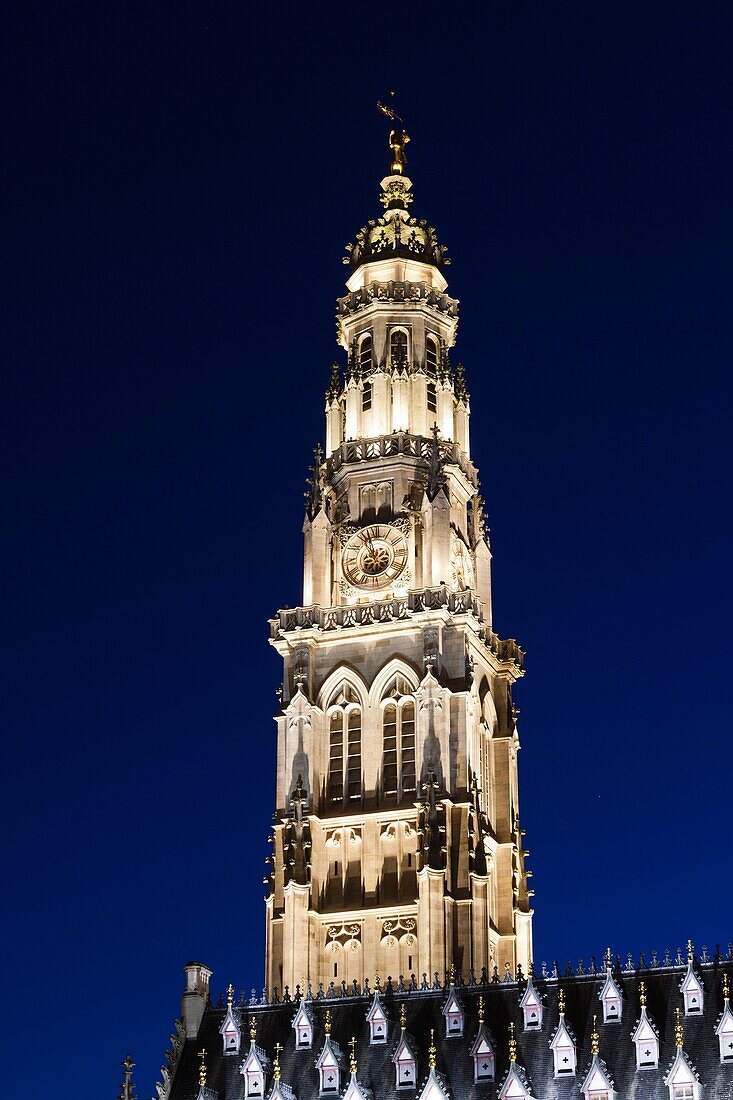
top-left (328, 693), bottom-right (362, 805)
top-left (359, 334), bottom-right (373, 374)
top-left (425, 336), bottom-right (439, 375)
top-left (381, 677), bottom-right (417, 801)
top-left (390, 329), bottom-right (408, 369)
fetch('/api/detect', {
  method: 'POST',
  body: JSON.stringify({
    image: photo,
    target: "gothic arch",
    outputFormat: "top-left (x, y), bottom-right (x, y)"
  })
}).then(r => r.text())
top-left (318, 666), bottom-right (369, 712)
top-left (369, 657), bottom-right (421, 708)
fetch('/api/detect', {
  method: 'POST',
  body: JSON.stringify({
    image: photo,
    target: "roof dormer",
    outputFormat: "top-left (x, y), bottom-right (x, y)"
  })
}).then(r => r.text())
top-left (498, 1023), bottom-right (534, 1100)
top-left (664, 1010), bottom-right (702, 1100)
top-left (715, 973), bottom-right (733, 1063)
top-left (519, 969), bottom-right (543, 1031)
top-left (315, 1012), bottom-right (343, 1096)
top-left (365, 991), bottom-right (389, 1044)
top-left (598, 952), bottom-right (623, 1023)
top-left (219, 985), bottom-right (242, 1055)
top-left (579, 1020), bottom-right (616, 1100)
top-left (392, 1004), bottom-right (418, 1090)
top-left (239, 1015), bottom-right (271, 1100)
top-left (631, 983), bottom-right (660, 1070)
top-left (549, 989), bottom-right (576, 1078)
top-left (469, 997), bottom-right (495, 1083)
top-left (680, 942), bottom-right (704, 1017)
top-left (441, 976), bottom-right (464, 1037)
top-left (292, 998), bottom-right (314, 1050)
top-left (416, 1032), bottom-right (452, 1100)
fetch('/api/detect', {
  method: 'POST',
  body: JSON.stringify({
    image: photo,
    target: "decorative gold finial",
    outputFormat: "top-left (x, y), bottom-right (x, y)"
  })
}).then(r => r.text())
top-left (198, 1049), bottom-right (207, 1088)
top-left (675, 1007), bottom-right (684, 1048)
top-left (638, 981), bottom-right (646, 1008)
top-left (428, 1028), bottom-right (436, 1069)
top-left (375, 973), bottom-right (381, 991)
top-left (324, 1009), bottom-right (332, 1036)
top-left (349, 1036), bottom-right (358, 1075)
top-left (528, 960), bottom-right (534, 979)
top-left (273, 1043), bottom-right (282, 1081)
top-left (478, 996), bottom-right (485, 1024)
top-left (724, 973), bottom-right (730, 1001)
top-left (227, 983), bottom-right (234, 1008)
top-left (449, 962), bottom-right (456, 984)
top-left (377, 94), bottom-right (410, 176)
top-left (687, 939), bottom-right (694, 964)
top-left (250, 1015), bottom-right (257, 1042)
top-left (400, 1002), bottom-right (407, 1030)
top-left (591, 1016), bottom-right (599, 1056)
top-left (605, 947), bottom-right (612, 970)
top-left (558, 988), bottom-right (565, 1015)
top-left (508, 1021), bottom-right (517, 1063)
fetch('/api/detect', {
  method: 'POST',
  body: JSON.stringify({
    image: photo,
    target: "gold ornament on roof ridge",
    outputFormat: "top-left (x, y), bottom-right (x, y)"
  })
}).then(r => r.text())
top-left (687, 939), bottom-right (694, 964)
top-left (478, 996), bottom-right (485, 1024)
top-left (639, 981), bottom-right (647, 1008)
top-left (273, 1043), bottom-right (282, 1081)
top-left (324, 1009), bottom-right (332, 1036)
top-left (506, 1016), bottom-right (517, 1060)
top-left (605, 947), bottom-right (612, 970)
top-left (675, 1007), bottom-right (684, 1048)
top-left (723, 973), bottom-right (730, 1001)
top-left (349, 1036), bottom-right (358, 1075)
top-left (400, 1002), bottom-right (407, 1029)
top-left (227, 983), bottom-right (234, 1009)
top-left (250, 1015), bottom-right (257, 1042)
top-left (198, 1049), bottom-right (207, 1088)
top-left (591, 1017), bottom-right (599, 1056)
top-left (558, 988), bottom-right (565, 1015)
top-left (428, 1028), bottom-right (436, 1069)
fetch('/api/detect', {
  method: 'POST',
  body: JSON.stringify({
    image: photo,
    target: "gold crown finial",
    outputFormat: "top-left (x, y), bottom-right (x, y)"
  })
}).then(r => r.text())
top-left (687, 939), bottom-right (694, 964)
top-left (198, 1049), bottom-right (207, 1088)
top-left (324, 1009), bottom-right (332, 1036)
top-left (227, 983), bottom-right (234, 1008)
top-left (558, 988), bottom-right (565, 1015)
top-left (428, 1029), bottom-right (436, 1069)
top-left (450, 962), bottom-right (456, 984)
top-left (273, 1043), bottom-right (282, 1081)
top-left (675, 1007), bottom-right (684, 1048)
top-left (349, 1036), bottom-right (358, 1075)
top-left (478, 996), bottom-right (485, 1024)
top-left (591, 1016), bottom-right (599, 1056)
top-left (605, 947), bottom-right (612, 970)
top-left (400, 1002), bottom-right (407, 1029)
top-left (250, 1015), bottom-right (257, 1042)
top-left (724, 973), bottom-right (730, 1001)
top-left (639, 981), bottom-right (647, 1008)
top-left (508, 1021), bottom-right (517, 1063)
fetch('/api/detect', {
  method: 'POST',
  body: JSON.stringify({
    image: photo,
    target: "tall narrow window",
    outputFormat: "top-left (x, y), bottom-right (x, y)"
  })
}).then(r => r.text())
top-left (329, 712), bottom-right (344, 803)
top-left (382, 704), bottom-right (398, 795)
top-left (427, 381), bottom-right (437, 413)
top-left (359, 334), bottom-right (373, 374)
top-left (347, 709), bottom-right (362, 800)
top-left (401, 701), bottom-right (416, 794)
top-left (362, 381), bottom-right (372, 411)
top-left (381, 680), bottom-right (417, 801)
top-left (390, 329), bottom-right (408, 368)
top-left (425, 337), bottom-right (439, 374)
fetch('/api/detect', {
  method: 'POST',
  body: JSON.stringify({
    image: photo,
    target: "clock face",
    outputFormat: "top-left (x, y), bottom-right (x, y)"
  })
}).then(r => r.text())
top-left (342, 524), bottom-right (409, 591)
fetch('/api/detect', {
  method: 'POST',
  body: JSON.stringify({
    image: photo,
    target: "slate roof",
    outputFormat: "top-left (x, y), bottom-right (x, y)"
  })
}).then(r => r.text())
top-left (160, 960), bottom-right (733, 1100)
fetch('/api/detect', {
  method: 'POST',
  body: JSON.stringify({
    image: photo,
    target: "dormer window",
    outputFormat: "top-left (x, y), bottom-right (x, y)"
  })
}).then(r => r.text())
top-left (219, 991), bottom-right (241, 1056)
top-left (672, 1087), bottom-right (695, 1100)
top-left (519, 977), bottom-right (543, 1031)
top-left (426, 382), bottom-right (437, 414)
top-left (551, 1027), bottom-right (576, 1076)
top-left (240, 1048), bottom-right (267, 1098)
top-left (393, 1039), bottom-right (417, 1089)
top-left (631, 1001), bottom-right (659, 1070)
top-left (292, 1000), bottom-right (313, 1049)
top-left (598, 969), bottom-right (623, 1023)
top-left (680, 966), bottom-right (704, 1016)
top-left (366, 992), bottom-right (388, 1044)
top-left (316, 1036), bottom-right (342, 1096)
top-left (442, 987), bottom-right (464, 1037)
top-left (715, 987), bottom-right (733, 1062)
top-left (359, 334), bottom-right (372, 374)
top-left (470, 1033), bottom-right (495, 1082)
top-left (362, 382), bottom-right (372, 412)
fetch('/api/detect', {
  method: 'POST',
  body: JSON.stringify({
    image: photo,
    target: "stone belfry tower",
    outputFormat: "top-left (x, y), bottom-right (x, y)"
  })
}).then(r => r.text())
top-left (265, 117), bottom-right (533, 998)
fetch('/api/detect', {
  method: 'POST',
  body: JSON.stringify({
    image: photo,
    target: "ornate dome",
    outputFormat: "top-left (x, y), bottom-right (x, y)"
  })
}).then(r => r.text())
top-left (343, 174), bottom-right (451, 272)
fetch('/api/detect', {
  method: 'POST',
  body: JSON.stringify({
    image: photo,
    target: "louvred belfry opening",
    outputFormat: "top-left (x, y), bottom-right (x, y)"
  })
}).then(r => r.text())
top-left (265, 108), bottom-right (533, 997)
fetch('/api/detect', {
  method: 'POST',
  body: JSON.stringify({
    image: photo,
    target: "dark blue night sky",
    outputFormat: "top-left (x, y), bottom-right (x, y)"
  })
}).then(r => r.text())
top-left (3, 3), bottom-right (731, 1096)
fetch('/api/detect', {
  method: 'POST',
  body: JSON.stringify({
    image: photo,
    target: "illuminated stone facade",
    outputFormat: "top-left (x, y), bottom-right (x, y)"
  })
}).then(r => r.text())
top-left (263, 162), bottom-right (533, 999)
